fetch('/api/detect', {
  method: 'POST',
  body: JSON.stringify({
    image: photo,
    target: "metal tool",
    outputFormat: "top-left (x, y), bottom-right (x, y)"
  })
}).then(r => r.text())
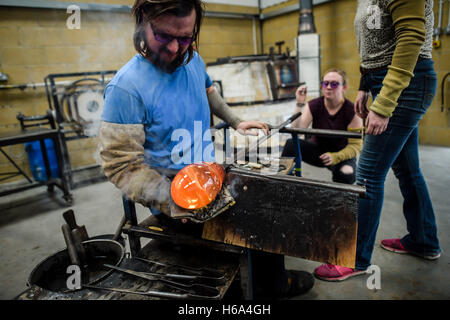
top-left (103, 264), bottom-right (220, 297)
top-left (63, 209), bottom-right (89, 242)
top-left (230, 111), bottom-right (302, 169)
top-left (113, 215), bottom-right (126, 241)
top-left (279, 127), bottom-right (363, 139)
top-left (135, 257), bottom-right (224, 277)
top-left (84, 284), bottom-right (220, 300)
top-left (71, 228), bottom-right (87, 267)
top-left (134, 257), bottom-right (225, 282)
top-left (61, 224), bottom-right (80, 266)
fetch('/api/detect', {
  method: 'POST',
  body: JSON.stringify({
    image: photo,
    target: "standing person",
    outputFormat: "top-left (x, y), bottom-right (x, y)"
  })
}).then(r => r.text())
top-left (282, 69), bottom-right (363, 184)
top-left (99, 0), bottom-right (314, 298)
top-left (314, 0), bottom-right (441, 281)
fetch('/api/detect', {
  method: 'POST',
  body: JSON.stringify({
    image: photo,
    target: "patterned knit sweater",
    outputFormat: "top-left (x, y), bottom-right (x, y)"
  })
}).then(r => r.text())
top-left (355, 0), bottom-right (433, 69)
top-left (354, 0), bottom-right (433, 117)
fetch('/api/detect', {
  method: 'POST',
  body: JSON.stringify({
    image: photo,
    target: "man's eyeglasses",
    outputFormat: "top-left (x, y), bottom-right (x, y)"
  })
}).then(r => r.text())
top-left (150, 22), bottom-right (193, 46)
top-left (321, 81), bottom-right (343, 89)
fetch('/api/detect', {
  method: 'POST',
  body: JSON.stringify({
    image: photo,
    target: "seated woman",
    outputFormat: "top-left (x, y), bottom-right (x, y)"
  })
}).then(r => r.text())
top-left (282, 69), bottom-right (363, 184)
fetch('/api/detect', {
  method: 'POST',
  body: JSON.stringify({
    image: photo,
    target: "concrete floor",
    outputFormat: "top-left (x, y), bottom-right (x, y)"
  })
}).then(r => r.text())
top-left (0, 145), bottom-right (449, 300)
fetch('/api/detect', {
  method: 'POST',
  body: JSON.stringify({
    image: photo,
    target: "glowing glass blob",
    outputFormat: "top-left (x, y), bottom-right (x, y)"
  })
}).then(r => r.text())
top-left (171, 162), bottom-right (225, 210)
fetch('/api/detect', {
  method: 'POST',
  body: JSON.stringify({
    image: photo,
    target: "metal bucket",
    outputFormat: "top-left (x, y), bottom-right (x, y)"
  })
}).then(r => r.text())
top-left (28, 239), bottom-right (125, 293)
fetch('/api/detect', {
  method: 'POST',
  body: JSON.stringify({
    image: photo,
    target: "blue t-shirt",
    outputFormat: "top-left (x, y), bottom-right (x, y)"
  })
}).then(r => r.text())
top-left (102, 52), bottom-right (214, 170)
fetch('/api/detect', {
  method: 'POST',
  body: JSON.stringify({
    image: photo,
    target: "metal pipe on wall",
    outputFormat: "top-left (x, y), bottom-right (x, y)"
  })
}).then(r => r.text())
top-left (0, 78), bottom-right (114, 91)
top-left (252, 18), bottom-right (258, 55)
top-left (260, 0), bottom-right (332, 20)
top-left (0, 0), bottom-right (130, 12)
top-left (258, 0), bottom-right (264, 54)
top-left (446, 0), bottom-right (450, 35)
top-left (433, 0), bottom-right (445, 48)
top-left (0, 0), bottom-right (259, 19)
top-left (0, 0), bottom-right (334, 20)
top-left (296, 0), bottom-right (321, 98)
top-left (298, 0), bottom-right (316, 34)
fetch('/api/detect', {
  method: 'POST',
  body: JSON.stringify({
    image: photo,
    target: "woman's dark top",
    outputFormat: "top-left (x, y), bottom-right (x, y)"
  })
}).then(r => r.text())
top-left (308, 96), bottom-right (355, 153)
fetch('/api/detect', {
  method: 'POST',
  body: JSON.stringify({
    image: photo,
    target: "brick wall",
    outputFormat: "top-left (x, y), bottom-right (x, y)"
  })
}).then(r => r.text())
top-left (420, 0), bottom-right (450, 145)
top-left (0, 1), bottom-right (259, 182)
top-left (261, 0), bottom-right (450, 146)
top-left (0, 1), bottom-right (136, 182)
top-left (201, 3), bottom-right (260, 63)
top-left (0, 0), bottom-right (448, 185)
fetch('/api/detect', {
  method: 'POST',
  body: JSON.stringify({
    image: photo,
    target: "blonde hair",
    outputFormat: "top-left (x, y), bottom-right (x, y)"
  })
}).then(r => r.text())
top-left (323, 68), bottom-right (347, 86)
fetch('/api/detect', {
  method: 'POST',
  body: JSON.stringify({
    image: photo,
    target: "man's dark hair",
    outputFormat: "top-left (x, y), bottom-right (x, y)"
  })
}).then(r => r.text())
top-left (132, 0), bottom-right (204, 65)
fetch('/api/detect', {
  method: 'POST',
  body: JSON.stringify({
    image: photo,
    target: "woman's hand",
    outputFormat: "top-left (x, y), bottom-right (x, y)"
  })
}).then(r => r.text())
top-left (365, 110), bottom-right (389, 135)
top-left (236, 121), bottom-right (270, 136)
top-left (296, 85), bottom-right (308, 104)
top-left (355, 90), bottom-right (369, 119)
top-left (320, 153), bottom-right (333, 166)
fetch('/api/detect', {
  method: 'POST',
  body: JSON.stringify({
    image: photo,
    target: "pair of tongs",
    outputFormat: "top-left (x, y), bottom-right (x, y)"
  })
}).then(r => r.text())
top-left (84, 284), bottom-right (219, 300)
top-left (134, 257), bottom-right (225, 281)
top-left (103, 264), bottom-right (220, 299)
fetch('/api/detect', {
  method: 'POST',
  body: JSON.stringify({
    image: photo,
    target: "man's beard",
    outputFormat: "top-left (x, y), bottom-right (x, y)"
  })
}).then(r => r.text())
top-left (146, 45), bottom-right (186, 74)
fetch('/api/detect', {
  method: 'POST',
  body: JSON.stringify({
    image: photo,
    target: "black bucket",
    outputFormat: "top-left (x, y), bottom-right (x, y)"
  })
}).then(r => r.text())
top-left (28, 239), bottom-right (125, 293)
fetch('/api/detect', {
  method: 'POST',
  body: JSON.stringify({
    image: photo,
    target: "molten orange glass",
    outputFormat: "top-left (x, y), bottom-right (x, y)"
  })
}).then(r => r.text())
top-left (171, 162), bottom-right (225, 210)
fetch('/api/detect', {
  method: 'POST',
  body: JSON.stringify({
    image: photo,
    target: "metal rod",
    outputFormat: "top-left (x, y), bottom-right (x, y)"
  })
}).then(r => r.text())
top-left (84, 284), bottom-right (219, 300)
top-left (280, 127), bottom-right (363, 139)
top-left (292, 133), bottom-right (302, 177)
top-left (298, 0), bottom-right (317, 34)
top-left (441, 72), bottom-right (450, 112)
top-left (435, 0), bottom-right (444, 42)
top-left (0, 82), bottom-right (46, 90)
top-left (39, 139), bottom-right (52, 180)
top-left (205, 10), bottom-right (258, 20)
top-left (0, 77), bottom-right (114, 91)
top-left (234, 111), bottom-right (302, 164)
top-left (0, 148), bottom-right (33, 183)
top-left (104, 264), bottom-right (221, 297)
top-left (0, 0), bottom-right (333, 20)
top-left (0, 0), bottom-right (131, 12)
top-left (134, 257), bottom-right (225, 279)
top-left (0, 0), bottom-right (258, 19)
top-left (260, 0), bottom-right (332, 20)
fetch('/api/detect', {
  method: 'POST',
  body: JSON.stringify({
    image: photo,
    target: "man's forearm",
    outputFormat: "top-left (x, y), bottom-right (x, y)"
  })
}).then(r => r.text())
top-left (99, 121), bottom-right (171, 212)
top-left (207, 88), bottom-right (242, 129)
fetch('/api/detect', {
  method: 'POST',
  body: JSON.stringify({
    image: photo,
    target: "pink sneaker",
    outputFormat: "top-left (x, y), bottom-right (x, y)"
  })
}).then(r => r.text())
top-left (313, 264), bottom-right (366, 282)
top-left (380, 238), bottom-right (408, 253)
top-left (381, 238), bottom-right (441, 260)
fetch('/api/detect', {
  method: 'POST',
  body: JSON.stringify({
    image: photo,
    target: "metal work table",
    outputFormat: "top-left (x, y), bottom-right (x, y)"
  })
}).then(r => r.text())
top-left (0, 127), bottom-right (72, 203)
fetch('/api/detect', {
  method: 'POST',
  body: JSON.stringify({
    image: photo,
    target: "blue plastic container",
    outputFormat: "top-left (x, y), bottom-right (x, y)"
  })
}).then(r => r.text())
top-left (25, 139), bottom-right (60, 181)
